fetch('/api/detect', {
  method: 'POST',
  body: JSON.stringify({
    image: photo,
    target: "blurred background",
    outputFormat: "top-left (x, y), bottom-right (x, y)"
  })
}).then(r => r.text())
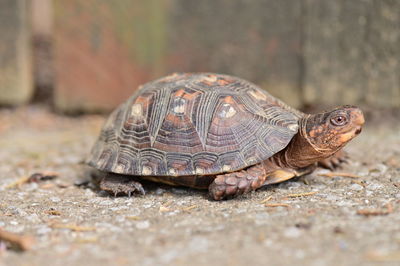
top-left (0, 0), bottom-right (399, 113)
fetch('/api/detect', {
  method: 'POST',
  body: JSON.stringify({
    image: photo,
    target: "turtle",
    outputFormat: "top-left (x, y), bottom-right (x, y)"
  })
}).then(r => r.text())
top-left (87, 73), bottom-right (364, 200)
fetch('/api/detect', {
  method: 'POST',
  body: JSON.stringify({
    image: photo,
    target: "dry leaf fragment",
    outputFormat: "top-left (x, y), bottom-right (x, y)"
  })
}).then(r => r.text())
top-left (50, 223), bottom-right (96, 232)
top-left (44, 209), bottom-right (61, 216)
top-left (287, 191), bottom-right (318, 198)
top-left (5, 171), bottom-right (59, 189)
top-left (265, 203), bottom-right (290, 208)
top-left (319, 172), bottom-right (362, 179)
top-left (357, 203), bottom-right (393, 216)
top-left (181, 205), bottom-right (197, 212)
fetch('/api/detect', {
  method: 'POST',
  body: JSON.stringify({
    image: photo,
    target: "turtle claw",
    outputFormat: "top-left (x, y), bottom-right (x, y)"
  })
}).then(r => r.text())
top-left (318, 150), bottom-right (348, 170)
top-left (100, 174), bottom-right (145, 197)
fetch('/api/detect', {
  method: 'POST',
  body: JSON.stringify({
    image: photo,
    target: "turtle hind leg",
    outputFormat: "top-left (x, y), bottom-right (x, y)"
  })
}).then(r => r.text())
top-left (262, 166), bottom-right (315, 186)
top-left (208, 164), bottom-right (267, 200)
top-left (100, 173), bottom-right (145, 197)
top-left (318, 150), bottom-right (348, 170)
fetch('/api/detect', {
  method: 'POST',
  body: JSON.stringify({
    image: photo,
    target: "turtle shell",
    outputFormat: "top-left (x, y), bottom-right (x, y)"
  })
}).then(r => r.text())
top-left (88, 73), bottom-right (302, 177)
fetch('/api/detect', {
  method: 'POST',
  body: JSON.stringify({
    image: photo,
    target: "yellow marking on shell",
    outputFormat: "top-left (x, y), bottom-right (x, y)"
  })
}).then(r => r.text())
top-left (249, 89), bottom-right (268, 101)
top-left (195, 167), bottom-right (204, 175)
top-left (142, 166), bottom-right (152, 175)
top-left (222, 165), bottom-right (231, 172)
top-left (172, 97), bottom-right (186, 115)
top-left (168, 168), bottom-right (177, 175)
top-left (173, 103), bottom-right (185, 114)
top-left (115, 164), bottom-right (125, 172)
top-left (220, 103), bottom-right (237, 118)
top-left (246, 157), bottom-right (257, 164)
top-left (131, 103), bottom-right (143, 117)
top-left (288, 124), bottom-right (299, 132)
top-left (161, 72), bottom-right (180, 81)
top-left (202, 75), bottom-right (218, 83)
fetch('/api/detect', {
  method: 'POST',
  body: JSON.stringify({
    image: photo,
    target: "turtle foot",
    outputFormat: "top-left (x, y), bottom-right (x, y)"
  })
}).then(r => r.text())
top-left (208, 165), bottom-right (266, 200)
top-left (100, 174), bottom-right (145, 197)
top-left (318, 150), bottom-right (348, 170)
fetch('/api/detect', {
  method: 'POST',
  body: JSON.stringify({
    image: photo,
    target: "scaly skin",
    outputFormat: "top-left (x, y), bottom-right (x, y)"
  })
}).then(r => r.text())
top-left (209, 164), bottom-right (267, 200)
top-left (100, 174), bottom-right (145, 197)
top-left (207, 106), bottom-right (364, 200)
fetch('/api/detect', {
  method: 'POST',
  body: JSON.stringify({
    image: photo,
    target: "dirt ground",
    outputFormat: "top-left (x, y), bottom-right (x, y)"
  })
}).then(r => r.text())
top-left (0, 106), bottom-right (399, 266)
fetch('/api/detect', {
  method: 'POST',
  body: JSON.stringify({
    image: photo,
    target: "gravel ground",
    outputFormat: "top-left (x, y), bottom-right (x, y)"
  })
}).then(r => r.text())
top-left (0, 106), bottom-right (399, 266)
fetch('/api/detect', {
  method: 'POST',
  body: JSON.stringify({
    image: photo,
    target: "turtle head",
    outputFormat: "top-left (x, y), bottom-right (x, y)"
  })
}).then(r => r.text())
top-left (302, 106), bottom-right (364, 154)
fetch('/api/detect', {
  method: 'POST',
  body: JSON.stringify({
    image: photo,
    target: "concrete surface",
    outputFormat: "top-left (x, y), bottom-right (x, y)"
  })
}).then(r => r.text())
top-left (0, 106), bottom-right (399, 266)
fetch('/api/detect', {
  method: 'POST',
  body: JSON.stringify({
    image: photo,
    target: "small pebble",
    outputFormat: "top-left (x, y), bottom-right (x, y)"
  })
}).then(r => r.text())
top-left (284, 227), bottom-right (302, 238)
top-left (349, 184), bottom-right (363, 191)
top-left (366, 182), bottom-right (383, 191)
top-left (136, 220), bottom-right (150, 229)
top-left (50, 197), bottom-right (61, 203)
top-left (155, 188), bottom-right (166, 195)
top-left (37, 226), bottom-right (52, 235)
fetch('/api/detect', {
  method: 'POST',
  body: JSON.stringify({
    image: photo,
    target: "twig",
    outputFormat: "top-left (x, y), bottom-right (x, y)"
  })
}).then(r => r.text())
top-left (50, 223), bottom-right (96, 232)
top-left (0, 228), bottom-right (35, 251)
top-left (181, 205), bottom-right (197, 212)
top-left (5, 171), bottom-right (59, 189)
top-left (4, 176), bottom-right (30, 189)
top-left (75, 237), bottom-right (99, 244)
top-left (357, 203), bottom-right (394, 216)
top-left (319, 172), bottom-right (362, 179)
top-left (126, 216), bottom-right (142, 221)
top-left (265, 203), bottom-right (290, 208)
top-left (287, 191), bottom-right (318, 198)
top-left (259, 196), bottom-right (272, 204)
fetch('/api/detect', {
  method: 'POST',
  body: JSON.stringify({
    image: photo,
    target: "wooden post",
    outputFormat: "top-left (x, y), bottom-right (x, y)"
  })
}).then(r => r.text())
top-left (0, 0), bottom-right (32, 105)
top-left (53, 0), bottom-right (166, 113)
top-left (166, 0), bottom-right (303, 107)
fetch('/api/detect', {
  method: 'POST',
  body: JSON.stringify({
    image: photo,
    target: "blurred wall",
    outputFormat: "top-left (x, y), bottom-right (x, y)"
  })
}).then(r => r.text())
top-left (0, 0), bottom-right (32, 105)
top-left (0, 0), bottom-right (399, 112)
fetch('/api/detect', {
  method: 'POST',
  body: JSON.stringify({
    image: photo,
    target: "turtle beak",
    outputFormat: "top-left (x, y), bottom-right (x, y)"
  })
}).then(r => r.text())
top-left (351, 108), bottom-right (365, 135)
top-left (354, 110), bottom-right (365, 126)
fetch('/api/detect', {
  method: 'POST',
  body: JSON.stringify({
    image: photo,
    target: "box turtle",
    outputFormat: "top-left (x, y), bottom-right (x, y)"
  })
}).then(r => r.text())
top-left (88, 73), bottom-right (364, 200)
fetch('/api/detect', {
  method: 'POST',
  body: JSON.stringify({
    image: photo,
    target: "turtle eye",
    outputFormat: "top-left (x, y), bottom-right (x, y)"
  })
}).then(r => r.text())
top-left (330, 115), bottom-right (348, 126)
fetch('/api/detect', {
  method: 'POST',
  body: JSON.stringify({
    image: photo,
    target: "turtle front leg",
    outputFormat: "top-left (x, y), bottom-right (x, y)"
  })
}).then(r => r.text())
top-left (100, 173), bottom-right (145, 197)
top-left (208, 164), bottom-right (267, 200)
top-left (318, 150), bottom-right (348, 170)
